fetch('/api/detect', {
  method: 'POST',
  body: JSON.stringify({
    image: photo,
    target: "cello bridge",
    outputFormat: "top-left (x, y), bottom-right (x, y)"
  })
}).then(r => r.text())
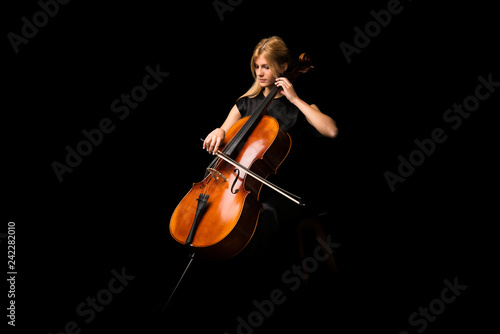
top-left (206, 168), bottom-right (228, 182)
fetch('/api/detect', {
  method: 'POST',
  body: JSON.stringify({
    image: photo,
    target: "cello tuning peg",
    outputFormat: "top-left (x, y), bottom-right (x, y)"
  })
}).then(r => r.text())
top-left (299, 53), bottom-right (312, 66)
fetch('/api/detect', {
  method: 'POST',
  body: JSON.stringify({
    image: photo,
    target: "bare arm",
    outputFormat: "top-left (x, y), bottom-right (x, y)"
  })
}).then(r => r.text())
top-left (275, 77), bottom-right (338, 138)
top-left (203, 104), bottom-right (242, 154)
top-left (294, 100), bottom-right (338, 138)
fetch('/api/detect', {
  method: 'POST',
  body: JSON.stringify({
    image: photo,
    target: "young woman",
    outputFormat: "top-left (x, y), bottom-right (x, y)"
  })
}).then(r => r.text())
top-left (203, 36), bottom-right (338, 256)
top-left (203, 36), bottom-right (337, 154)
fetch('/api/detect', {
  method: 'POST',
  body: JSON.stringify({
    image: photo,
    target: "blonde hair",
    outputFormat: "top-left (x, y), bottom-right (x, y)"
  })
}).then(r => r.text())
top-left (238, 36), bottom-right (292, 100)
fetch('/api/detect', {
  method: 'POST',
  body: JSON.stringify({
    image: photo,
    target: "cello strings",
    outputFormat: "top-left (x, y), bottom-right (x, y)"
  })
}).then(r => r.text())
top-left (201, 155), bottom-right (223, 198)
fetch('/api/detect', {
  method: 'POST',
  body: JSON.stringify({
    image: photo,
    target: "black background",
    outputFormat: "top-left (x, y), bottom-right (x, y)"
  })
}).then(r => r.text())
top-left (4, 1), bottom-right (498, 333)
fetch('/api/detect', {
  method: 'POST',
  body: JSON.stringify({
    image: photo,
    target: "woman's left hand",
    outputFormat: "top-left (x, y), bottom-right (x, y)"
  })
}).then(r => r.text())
top-left (275, 77), bottom-right (299, 104)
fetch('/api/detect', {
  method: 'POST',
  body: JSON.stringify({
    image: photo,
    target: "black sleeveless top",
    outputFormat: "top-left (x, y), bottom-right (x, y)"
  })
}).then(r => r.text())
top-left (236, 93), bottom-right (310, 138)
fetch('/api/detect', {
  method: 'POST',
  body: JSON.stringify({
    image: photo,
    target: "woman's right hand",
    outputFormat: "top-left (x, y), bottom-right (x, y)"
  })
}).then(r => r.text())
top-left (203, 128), bottom-right (225, 155)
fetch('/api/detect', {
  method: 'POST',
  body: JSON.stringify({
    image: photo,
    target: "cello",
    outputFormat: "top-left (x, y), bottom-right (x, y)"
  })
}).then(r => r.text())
top-left (169, 53), bottom-right (314, 261)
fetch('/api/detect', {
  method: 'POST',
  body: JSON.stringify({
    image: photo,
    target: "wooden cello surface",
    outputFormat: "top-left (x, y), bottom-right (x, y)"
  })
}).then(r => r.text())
top-left (170, 115), bottom-right (291, 260)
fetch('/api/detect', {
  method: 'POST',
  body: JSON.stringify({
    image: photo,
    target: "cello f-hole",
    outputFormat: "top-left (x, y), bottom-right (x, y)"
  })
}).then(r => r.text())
top-left (231, 169), bottom-right (240, 194)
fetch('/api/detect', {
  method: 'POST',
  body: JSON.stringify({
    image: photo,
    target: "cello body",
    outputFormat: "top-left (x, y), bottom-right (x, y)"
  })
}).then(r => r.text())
top-left (170, 115), bottom-right (291, 260)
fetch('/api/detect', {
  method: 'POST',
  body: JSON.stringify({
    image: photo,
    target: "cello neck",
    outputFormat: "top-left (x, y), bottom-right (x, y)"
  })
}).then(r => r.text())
top-left (222, 84), bottom-right (278, 157)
